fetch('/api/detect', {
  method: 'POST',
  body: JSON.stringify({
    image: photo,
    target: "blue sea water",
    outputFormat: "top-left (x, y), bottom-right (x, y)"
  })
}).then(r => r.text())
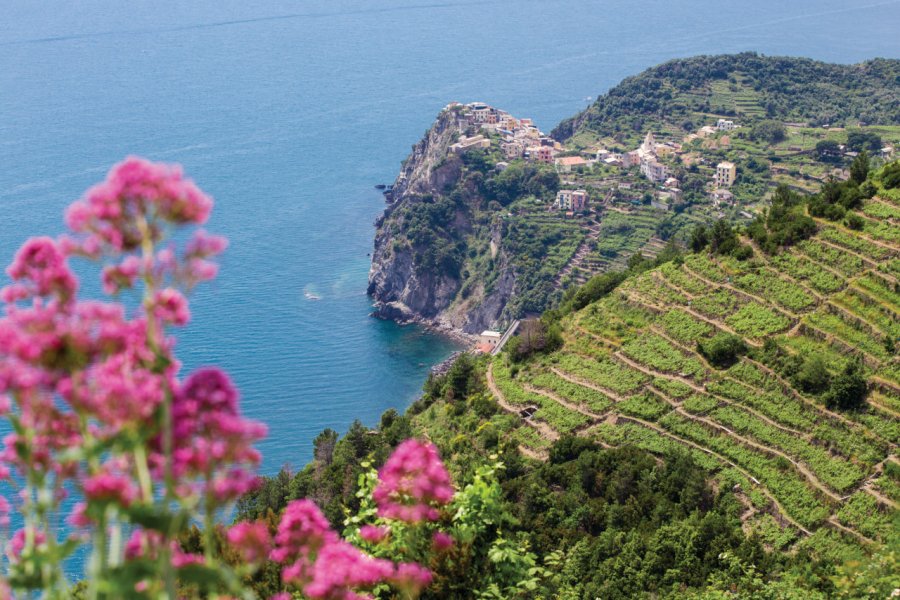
top-left (1, 0), bottom-right (899, 475)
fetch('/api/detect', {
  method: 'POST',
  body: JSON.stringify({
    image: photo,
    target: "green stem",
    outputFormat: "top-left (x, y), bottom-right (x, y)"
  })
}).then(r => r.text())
top-left (133, 444), bottom-right (154, 503)
top-left (136, 214), bottom-right (177, 599)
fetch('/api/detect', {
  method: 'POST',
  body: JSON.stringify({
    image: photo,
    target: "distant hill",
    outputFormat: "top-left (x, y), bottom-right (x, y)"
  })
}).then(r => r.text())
top-left (369, 54), bottom-right (900, 337)
top-left (553, 53), bottom-right (900, 142)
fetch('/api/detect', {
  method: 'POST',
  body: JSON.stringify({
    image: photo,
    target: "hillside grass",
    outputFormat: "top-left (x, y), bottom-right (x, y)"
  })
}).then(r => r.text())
top-left (488, 193), bottom-right (899, 550)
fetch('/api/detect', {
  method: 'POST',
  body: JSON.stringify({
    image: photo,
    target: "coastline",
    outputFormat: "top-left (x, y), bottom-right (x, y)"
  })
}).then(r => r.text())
top-left (370, 303), bottom-right (477, 348)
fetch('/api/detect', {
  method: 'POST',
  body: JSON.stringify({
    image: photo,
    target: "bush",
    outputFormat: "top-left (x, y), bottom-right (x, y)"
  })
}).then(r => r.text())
top-left (845, 214), bottom-right (865, 231)
top-left (698, 333), bottom-right (748, 368)
top-left (750, 120), bottom-right (786, 144)
top-left (794, 355), bottom-right (831, 394)
top-left (825, 359), bottom-right (868, 410)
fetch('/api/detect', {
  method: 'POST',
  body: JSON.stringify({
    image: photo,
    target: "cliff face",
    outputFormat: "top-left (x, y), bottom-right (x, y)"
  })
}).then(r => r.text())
top-left (367, 109), bottom-right (516, 334)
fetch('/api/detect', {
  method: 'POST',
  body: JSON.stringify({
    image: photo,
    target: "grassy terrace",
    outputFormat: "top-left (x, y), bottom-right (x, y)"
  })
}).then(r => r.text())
top-left (489, 195), bottom-right (898, 548)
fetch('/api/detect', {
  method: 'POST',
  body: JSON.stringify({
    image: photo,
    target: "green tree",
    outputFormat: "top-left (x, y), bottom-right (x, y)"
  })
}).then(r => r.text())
top-left (794, 356), bottom-right (831, 394)
top-left (698, 334), bottom-right (748, 368)
top-left (849, 151), bottom-right (870, 184)
top-left (750, 120), bottom-right (787, 144)
top-left (815, 139), bottom-right (841, 162)
top-left (825, 359), bottom-right (868, 410)
top-left (690, 224), bottom-right (709, 252)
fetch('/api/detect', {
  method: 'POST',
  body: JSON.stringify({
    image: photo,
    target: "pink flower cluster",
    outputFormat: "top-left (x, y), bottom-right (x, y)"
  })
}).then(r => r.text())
top-left (65, 156), bottom-right (212, 252)
top-left (226, 521), bottom-right (271, 564)
top-left (0, 157), bottom-right (261, 592)
top-left (165, 367), bottom-right (267, 503)
top-left (269, 499), bottom-right (432, 599)
top-left (373, 439), bottom-right (454, 522)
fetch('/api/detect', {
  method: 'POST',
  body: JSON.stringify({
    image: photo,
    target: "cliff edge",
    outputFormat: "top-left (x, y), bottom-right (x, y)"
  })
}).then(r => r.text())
top-left (367, 106), bottom-right (518, 335)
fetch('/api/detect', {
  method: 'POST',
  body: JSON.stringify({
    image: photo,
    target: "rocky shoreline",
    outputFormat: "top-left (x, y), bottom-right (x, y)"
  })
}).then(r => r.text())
top-left (370, 301), bottom-right (477, 347)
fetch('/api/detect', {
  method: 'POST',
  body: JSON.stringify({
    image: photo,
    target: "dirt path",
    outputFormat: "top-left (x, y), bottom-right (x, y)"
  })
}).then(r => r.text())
top-left (826, 517), bottom-right (876, 546)
top-left (614, 415), bottom-right (812, 536)
top-left (523, 383), bottom-right (607, 421)
top-left (812, 218), bottom-right (900, 256)
top-left (486, 363), bottom-right (559, 446)
top-left (554, 221), bottom-right (602, 288)
top-left (685, 262), bottom-right (799, 321)
top-left (743, 357), bottom-right (891, 445)
top-left (550, 367), bottom-right (628, 403)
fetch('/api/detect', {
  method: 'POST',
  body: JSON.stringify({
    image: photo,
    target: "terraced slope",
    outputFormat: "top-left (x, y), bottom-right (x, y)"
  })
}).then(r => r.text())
top-left (490, 193), bottom-right (899, 547)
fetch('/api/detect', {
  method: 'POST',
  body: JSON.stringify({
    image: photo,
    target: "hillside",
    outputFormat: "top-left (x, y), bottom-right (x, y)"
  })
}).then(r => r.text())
top-left (484, 172), bottom-right (899, 551)
top-left (552, 53), bottom-right (900, 141)
top-left (246, 163), bottom-right (900, 598)
top-left (369, 55), bottom-right (900, 334)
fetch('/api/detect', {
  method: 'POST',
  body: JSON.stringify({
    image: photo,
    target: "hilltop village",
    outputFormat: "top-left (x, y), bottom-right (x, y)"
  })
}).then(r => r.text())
top-left (444, 101), bottom-right (748, 217)
top-left (441, 101), bottom-right (897, 222)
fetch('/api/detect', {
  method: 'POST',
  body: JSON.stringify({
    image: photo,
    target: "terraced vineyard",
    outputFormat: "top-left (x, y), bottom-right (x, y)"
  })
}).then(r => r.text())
top-left (488, 193), bottom-right (899, 548)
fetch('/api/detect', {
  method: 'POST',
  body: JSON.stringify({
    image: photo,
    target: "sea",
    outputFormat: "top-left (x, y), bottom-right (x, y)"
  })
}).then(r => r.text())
top-left (1, 0), bottom-right (899, 475)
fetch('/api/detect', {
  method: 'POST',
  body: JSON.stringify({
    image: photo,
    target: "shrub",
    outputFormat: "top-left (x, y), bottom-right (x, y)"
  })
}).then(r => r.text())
top-left (698, 333), bottom-right (748, 368)
top-left (825, 359), bottom-right (868, 410)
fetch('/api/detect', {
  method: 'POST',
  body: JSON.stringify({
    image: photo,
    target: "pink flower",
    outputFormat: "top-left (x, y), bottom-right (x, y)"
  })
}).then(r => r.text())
top-left (390, 562), bottom-right (433, 597)
top-left (302, 541), bottom-right (394, 599)
top-left (4, 237), bottom-right (77, 302)
top-left (172, 550), bottom-right (205, 568)
top-left (8, 528), bottom-right (46, 560)
top-left (83, 471), bottom-right (138, 507)
top-left (359, 524), bottom-right (389, 544)
top-left (150, 288), bottom-right (190, 326)
top-left (101, 255), bottom-right (141, 294)
top-left (271, 499), bottom-right (336, 566)
top-left (373, 440), bottom-right (453, 523)
top-left (186, 230), bottom-right (228, 258)
top-left (227, 521), bottom-right (272, 564)
top-left (0, 495), bottom-right (9, 527)
top-left (431, 531), bottom-right (453, 551)
top-left (66, 156), bottom-right (213, 252)
top-left (160, 368), bottom-right (266, 503)
top-left (66, 502), bottom-right (91, 528)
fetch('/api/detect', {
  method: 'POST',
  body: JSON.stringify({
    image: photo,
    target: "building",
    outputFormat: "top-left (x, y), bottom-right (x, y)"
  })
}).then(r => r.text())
top-left (555, 156), bottom-right (589, 173)
top-left (714, 161), bottom-right (736, 188)
top-left (555, 189), bottom-right (588, 211)
top-left (479, 331), bottom-right (502, 349)
top-left (640, 157), bottom-right (669, 182)
top-left (623, 150), bottom-right (642, 168)
top-left (710, 188), bottom-right (735, 206)
top-left (640, 131), bottom-right (657, 155)
top-left (526, 145), bottom-right (555, 164)
top-left (468, 103), bottom-right (492, 123)
top-left (717, 119), bottom-right (736, 131)
top-left (450, 135), bottom-right (490, 154)
top-left (502, 140), bottom-right (526, 160)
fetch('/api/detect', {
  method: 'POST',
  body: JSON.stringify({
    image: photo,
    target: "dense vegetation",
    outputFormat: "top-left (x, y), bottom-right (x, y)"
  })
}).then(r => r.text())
top-left (553, 53), bottom-right (900, 140)
top-left (248, 162), bottom-right (899, 597)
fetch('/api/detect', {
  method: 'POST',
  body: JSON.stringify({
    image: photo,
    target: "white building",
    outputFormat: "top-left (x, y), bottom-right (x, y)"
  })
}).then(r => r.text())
top-left (716, 119), bottom-right (736, 131)
top-left (640, 157), bottom-right (669, 182)
top-left (479, 331), bottom-right (502, 347)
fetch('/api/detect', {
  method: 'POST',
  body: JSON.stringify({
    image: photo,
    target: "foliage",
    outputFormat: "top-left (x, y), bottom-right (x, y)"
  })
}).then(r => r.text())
top-left (747, 184), bottom-right (816, 253)
top-left (506, 318), bottom-right (563, 362)
top-left (698, 333), bottom-right (748, 368)
top-left (553, 54), bottom-right (900, 140)
top-left (824, 359), bottom-right (868, 411)
top-left (750, 120), bottom-right (787, 145)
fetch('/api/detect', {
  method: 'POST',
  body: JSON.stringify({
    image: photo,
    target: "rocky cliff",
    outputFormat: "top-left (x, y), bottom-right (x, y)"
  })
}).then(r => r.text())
top-left (367, 108), bottom-right (517, 335)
